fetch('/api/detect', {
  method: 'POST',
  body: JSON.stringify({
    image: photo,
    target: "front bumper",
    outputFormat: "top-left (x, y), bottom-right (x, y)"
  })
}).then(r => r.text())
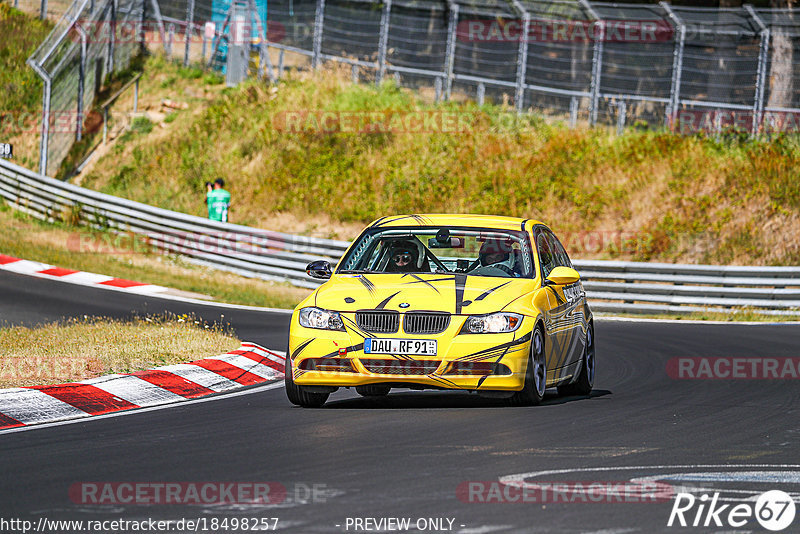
top-left (288, 317), bottom-right (533, 392)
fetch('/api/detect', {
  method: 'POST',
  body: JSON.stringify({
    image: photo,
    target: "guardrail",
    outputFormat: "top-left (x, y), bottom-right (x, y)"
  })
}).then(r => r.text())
top-left (1, 158), bottom-right (799, 315)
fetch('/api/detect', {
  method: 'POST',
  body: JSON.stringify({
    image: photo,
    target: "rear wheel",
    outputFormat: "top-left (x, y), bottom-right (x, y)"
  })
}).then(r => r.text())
top-left (356, 385), bottom-right (391, 397)
top-left (558, 322), bottom-right (595, 397)
top-left (285, 355), bottom-right (330, 408)
top-left (510, 326), bottom-right (546, 406)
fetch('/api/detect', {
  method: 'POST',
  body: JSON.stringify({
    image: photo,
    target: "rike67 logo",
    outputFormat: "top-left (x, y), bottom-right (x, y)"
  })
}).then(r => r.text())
top-left (668, 490), bottom-right (796, 531)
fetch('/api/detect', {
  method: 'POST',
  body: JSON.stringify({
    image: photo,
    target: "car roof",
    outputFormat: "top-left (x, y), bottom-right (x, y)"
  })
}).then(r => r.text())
top-left (369, 214), bottom-right (545, 232)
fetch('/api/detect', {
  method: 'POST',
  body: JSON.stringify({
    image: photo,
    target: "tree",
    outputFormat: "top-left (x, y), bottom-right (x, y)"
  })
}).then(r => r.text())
top-left (767, 0), bottom-right (795, 109)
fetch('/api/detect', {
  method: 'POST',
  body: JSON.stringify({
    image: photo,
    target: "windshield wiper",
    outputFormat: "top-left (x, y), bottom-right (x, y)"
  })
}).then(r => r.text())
top-left (338, 269), bottom-right (374, 274)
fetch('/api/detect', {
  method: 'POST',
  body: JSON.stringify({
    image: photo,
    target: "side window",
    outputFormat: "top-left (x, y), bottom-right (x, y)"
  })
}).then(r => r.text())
top-left (536, 231), bottom-right (557, 278)
top-left (549, 232), bottom-right (573, 269)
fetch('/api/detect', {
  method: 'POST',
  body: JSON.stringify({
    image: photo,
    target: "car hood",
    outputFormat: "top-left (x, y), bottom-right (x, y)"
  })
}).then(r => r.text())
top-left (313, 273), bottom-right (537, 315)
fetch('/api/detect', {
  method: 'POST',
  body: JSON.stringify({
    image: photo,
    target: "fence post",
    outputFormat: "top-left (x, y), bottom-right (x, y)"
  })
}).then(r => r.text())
top-left (511, 2), bottom-right (529, 113)
top-left (569, 97), bottom-right (579, 128)
top-left (29, 61), bottom-right (51, 176)
top-left (444, 1), bottom-right (458, 100)
top-left (107, 0), bottom-right (117, 74)
top-left (140, 0), bottom-right (147, 55)
top-left (149, 0), bottom-right (167, 54)
top-left (376, 0), bottom-right (392, 85)
top-left (40, 0), bottom-right (47, 19)
top-left (167, 23), bottom-right (175, 58)
top-left (477, 82), bottom-right (485, 105)
top-left (661, 2), bottom-right (684, 130)
top-left (312, 0), bottom-right (326, 69)
top-left (616, 101), bottom-right (627, 136)
top-left (76, 25), bottom-right (87, 142)
top-left (184, 0), bottom-right (195, 66)
top-left (745, 4), bottom-right (769, 137)
top-left (581, 0), bottom-right (603, 126)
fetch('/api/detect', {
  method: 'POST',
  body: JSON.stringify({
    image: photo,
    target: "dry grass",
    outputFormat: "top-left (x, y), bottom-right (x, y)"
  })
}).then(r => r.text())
top-left (0, 314), bottom-right (241, 388)
top-left (0, 4), bottom-right (53, 170)
top-left (0, 205), bottom-right (313, 308)
top-left (77, 56), bottom-right (800, 265)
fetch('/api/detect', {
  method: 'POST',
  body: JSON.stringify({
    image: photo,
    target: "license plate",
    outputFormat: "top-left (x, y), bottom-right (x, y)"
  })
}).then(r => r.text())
top-left (364, 338), bottom-right (437, 356)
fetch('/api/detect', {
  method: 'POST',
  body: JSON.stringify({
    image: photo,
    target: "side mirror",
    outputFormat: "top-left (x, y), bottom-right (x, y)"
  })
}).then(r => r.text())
top-left (544, 266), bottom-right (580, 286)
top-left (306, 260), bottom-right (332, 280)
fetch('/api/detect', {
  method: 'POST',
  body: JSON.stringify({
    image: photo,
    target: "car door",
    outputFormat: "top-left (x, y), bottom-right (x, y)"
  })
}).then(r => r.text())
top-left (535, 227), bottom-right (583, 384)
top-left (549, 231), bottom-right (587, 376)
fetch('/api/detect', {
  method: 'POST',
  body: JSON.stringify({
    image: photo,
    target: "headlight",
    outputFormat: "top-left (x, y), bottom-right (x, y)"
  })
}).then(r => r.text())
top-left (298, 307), bottom-right (345, 331)
top-left (462, 312), bottom-right (523, 334)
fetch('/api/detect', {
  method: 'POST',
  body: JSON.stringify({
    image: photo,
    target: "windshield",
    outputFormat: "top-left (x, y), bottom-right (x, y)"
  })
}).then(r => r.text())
top-left (338, 226), bottom-right (534, 278)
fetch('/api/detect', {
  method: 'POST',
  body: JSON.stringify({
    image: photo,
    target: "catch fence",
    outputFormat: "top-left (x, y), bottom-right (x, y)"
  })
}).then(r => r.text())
top-left (10, 0), bottom-right (800, 176)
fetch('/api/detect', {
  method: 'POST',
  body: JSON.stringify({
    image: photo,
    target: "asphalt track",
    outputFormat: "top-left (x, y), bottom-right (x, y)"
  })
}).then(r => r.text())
top-left (1, 269), bottom-right (800, 533)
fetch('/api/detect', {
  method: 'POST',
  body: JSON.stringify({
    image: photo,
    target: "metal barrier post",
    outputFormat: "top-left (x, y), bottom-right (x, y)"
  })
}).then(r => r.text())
top-left (184, 0), bottom-right (195, 66)
top-left (580, 1), bottom-right (603, 126)
top-left (40, 0), bottom-right (47, 19)
top-left (28, 61), bottom-right (51, 176)
top-left (376, 0), bottom-right (392, 85)
top-left (140, 0), bottom-right (147, 55)
top-left (312, 0), bottom-right (326, 69)
top-left (511, 1), bottom-right (530, 113)
top-left (569, 97), bottom-right (579, 128)
top-left (167, 23), bottom-right (175, 58)
top-left (477, 83), bottom-right (485, 106)
top-left (76, 26), bottom-right (88, 142)
top-left (661, 2), bottom-right (684, 129)
top-left (745, 4), bottom-right (769, 137)
top-left (444, 1), bottom-right (458, 100)
top-left (108, 0), bottom-right (117, 74)
top-left (434, 77), bottom-right (442, 102)
top-left (616, 101), bottom-right (627, 136)
top-left (149, 0), bottom-right (167, 53)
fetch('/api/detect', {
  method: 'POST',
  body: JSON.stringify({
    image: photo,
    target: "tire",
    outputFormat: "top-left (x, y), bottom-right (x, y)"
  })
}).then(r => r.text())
top-left (356, 385), bottom-right (391, 397)
top-left (510, 325), bottom-right (546, 406)
top-left (558, 322), bottom-right (595, 397)
top-left (285, 354), bottom-right (330, 408)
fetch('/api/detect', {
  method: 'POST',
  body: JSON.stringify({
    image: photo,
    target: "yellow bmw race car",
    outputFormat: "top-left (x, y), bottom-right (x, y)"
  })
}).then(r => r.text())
top-left (286, 214), bottom-right (594, 408)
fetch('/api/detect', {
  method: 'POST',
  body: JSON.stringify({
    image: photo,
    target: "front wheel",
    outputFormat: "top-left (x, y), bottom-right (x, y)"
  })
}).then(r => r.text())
top-left (285, 357), bottom-right (330, 408)
top-left (510, 326), bottom-right (546, 406)
top-left (558, 322), bottom-right (595, 397)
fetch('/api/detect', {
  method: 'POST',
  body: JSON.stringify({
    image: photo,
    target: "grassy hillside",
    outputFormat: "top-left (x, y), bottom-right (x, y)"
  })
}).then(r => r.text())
top-left (0, 4), bottom-right (53, 169)
top-left (79, 56), bottom-right (800, 266)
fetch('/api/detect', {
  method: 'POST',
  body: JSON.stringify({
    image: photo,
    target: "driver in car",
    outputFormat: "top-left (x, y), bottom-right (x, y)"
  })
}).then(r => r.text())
top-left (470, 238), bottom-right (518, 277)
top-left (386, 240), bottom-right (425, 273)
